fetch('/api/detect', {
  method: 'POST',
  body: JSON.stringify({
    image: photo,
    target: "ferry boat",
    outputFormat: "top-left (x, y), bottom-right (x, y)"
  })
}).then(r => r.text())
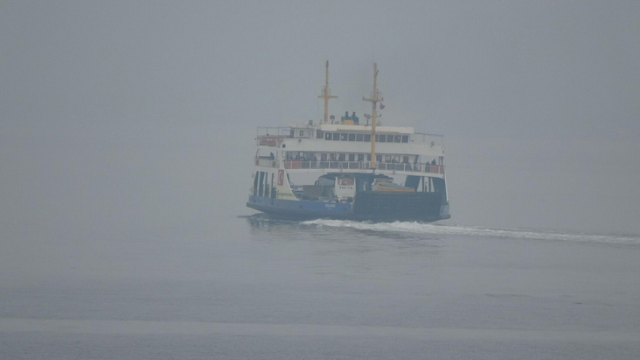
top-left (247, 62), bottom-right (450, 222)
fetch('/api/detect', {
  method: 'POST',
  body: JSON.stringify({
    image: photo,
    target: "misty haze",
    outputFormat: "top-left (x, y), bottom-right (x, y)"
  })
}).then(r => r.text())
top-left (1, 1), bottom-right (639, 359)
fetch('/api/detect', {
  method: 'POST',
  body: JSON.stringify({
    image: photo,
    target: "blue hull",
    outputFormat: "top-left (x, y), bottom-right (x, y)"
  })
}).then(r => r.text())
top-left (247, 194), bottom-right (449, 222)
top-left (247, 196), bottom-right (352, 219)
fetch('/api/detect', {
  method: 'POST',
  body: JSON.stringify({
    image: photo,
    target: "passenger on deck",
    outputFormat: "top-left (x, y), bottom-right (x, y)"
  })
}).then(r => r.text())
top-left (431, 159), bottom-right (436, 165)
top-left (402, 158), bottom-right (410, 170)
top-left (352, 112), bottom-right (359, 124)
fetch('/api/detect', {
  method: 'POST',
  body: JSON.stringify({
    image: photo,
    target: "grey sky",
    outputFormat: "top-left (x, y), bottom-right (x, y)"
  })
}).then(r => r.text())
top-left (1, 1), bottom-right (639, 236)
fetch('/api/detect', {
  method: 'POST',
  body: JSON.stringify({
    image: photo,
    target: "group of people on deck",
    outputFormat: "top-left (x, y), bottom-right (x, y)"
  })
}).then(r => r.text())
top-left (341, 111), bottom-right (359, 124)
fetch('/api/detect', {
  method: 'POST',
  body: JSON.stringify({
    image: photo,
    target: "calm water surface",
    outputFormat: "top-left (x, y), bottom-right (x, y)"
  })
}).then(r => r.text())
top-left (2, 213), bottom-right (639, 359)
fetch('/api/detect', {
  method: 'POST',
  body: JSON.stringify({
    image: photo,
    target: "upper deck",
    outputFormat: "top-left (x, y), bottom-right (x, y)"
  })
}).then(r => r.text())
top-left (252, 62), bottom-right (446, 177)
top-left (256, 123), bottom-right (443, 150)
top-left (254, 122), bottom-right (446, 177)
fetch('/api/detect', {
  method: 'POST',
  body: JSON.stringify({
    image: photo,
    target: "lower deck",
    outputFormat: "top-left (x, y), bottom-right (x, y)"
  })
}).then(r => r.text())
top-left (249, 170), bottom-right (450, 222)
top-left (247, 191), bottom-right (450, 222)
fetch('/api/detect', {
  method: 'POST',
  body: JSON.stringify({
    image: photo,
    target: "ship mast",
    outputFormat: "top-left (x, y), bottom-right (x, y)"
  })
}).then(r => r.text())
top-left (318, 60), bottom-right (337, 124)
top-left (363, 63), bottom-right (383, 169)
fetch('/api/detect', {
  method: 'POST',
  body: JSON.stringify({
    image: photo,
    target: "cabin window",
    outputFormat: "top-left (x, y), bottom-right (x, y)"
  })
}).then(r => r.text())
top-left (376, 155), bottom-right (382, 162)
top-left (387, 135), bottom-right (394, 142)
top-left (317, 130), bottom-right (323, 139)
top-left (348, 133), bottom-right (356, 141)
top-left (395, 135), bottom-right (401, 143)
top-left (332, 133), bottom-right (340, 141)
top-left (325, 132), bottom-right (331, 140)
top-left (402, 135), bottom-right (408, 143)
top-left (378, 135), bottom-right (386, 143)
top-left (348, 154), bottom-right (355, 161)
top-left (364, 134), bottom-right (371, 142)
top-left (340, 133), bottom-right (348, 141)
top-left (403, 156), bottom-right (409, 163)
top-left (358, 154), bottom-right (364, 161)
top-left (356, 134), bottom-right (363, 141)
top-left (385, 155), bottom-right (392, 162)
top-left (321, 153), bottom-right (327, 161)
top-left (299, 130), bottom-right (304, 137)
top-left (338, 154), bottom-right (345, 161)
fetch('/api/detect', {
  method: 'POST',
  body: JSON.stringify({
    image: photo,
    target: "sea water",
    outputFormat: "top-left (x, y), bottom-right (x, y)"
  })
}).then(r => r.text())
top-left (1, 213), bottom-right (639, 359)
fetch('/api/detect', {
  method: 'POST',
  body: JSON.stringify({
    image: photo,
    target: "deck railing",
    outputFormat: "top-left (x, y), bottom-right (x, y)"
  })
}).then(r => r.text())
top-left (278, 160), bottom-right (444, 174)
top-left (411, 132), bottom-right (444, 146)
top-left (257, 127), bottom-right (292, 137)
top-left (256, 158), bottom-right (277, 167)
top-left (257, 136), bottom-right (287, 147)
top-left (255, 126), bottom-right (444, 147)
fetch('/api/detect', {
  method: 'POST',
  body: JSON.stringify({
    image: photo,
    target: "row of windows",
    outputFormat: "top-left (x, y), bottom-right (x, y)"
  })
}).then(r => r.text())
top-left (322, 132), bottom-right (409, 143)
top-left (286, 151), bottom-right (416, 164)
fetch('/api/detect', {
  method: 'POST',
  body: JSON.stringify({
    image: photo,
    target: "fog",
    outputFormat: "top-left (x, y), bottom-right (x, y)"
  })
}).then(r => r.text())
top-left (2, 0), bottom-right (639, 237)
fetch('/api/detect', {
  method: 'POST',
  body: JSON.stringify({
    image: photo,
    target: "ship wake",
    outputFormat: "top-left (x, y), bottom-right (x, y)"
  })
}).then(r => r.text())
top-left (301, 219), bottom-right (640, 246)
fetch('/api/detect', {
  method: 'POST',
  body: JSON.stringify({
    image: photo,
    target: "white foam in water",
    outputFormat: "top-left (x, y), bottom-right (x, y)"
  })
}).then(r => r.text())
top-left (301, 219), bottom-right (640, 246)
